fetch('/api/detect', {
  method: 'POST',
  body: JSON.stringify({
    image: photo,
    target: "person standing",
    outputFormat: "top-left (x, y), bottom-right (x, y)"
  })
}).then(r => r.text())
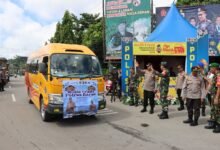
top-left (176, 65), bottom-right (186, 111)
top-left (141, 63), bottom-right (156, 114)
top-left (0, 69), bottom-right (3, 91)
top-left (110, 67), bottom-right (118, 103)
top-left (198, 62), bottom-right (208, 116)
top-left (212, 65), bottom-right (220, 133)
top-left (128, 67), bottom-right (139, 106)
top-left (117, 69), bottom-right (122, 100)
top-left (156, 62), bottom-right (170, 119)
top-left (204, 63), bottom-right (220, 133)
top-left (182, 66), bottom-right (206, 126)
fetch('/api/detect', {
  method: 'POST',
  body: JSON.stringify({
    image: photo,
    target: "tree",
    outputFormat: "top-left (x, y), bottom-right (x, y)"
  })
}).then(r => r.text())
top-left (176, 0), bottom-right (220, 6)
top-left (82, 19), bottom-right (104, 63)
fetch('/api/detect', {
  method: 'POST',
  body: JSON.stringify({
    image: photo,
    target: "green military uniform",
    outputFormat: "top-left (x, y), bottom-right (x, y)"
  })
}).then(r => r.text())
top-left (156, 62), bottom-right (170, 119)
top-left (128, 72), bottom-right (140, 106)
top-left (205, 63), bottom-right (220, 133)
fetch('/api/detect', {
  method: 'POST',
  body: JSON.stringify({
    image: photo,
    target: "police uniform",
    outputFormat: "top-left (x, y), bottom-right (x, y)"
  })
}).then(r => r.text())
top-left (156, 62), bottom-right (170, 119)
top-left (182, 66), bottom-right (206, 126)
top-left (128, 71), bottom-right (140, 106)
top-left (141, 65), bottom-right (156, 114)
top-left (176, 69), bottom-right (186, 111)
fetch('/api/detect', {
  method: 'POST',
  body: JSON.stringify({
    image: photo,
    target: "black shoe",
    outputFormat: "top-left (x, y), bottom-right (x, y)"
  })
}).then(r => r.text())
top-left (183, 119), bottom-right (193, 124)
top-left (140, 108), bottom-right (147, 113)
top-left (178, 107), bottom-right (184, 111)
top-left (159, 111), bottom-right (169, 119)
top-left (158, 112), bottom-right (163, 117)
top-left (205, 120), bottom-right (216, 129)
top-left (213, 123), bottom-right (220, 133)
top-left (190, 121), bottom-right (198, 126)
top-left (149, 109), bottom-right (154, 114)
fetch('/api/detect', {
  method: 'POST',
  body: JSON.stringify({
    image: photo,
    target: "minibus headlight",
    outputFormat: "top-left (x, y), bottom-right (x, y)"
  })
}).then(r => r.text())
top-left (98, 93), bottom-right (105, 102)
top-left (48, 94), bottom-right (63, 104)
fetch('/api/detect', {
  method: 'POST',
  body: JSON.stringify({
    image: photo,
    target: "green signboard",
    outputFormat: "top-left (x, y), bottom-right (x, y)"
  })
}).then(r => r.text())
top-left (105, 0), bottom-right (151, 60)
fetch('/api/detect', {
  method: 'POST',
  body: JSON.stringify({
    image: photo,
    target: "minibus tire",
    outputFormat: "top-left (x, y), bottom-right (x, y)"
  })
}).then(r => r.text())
top-left (40, 98), bottom-right (51, 122)
top-left (27, 89), bottom-right (33, 104)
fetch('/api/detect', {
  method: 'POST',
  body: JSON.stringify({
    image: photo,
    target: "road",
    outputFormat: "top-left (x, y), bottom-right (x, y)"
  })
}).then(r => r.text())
top-left (0, 77), bottom-right (219, 150)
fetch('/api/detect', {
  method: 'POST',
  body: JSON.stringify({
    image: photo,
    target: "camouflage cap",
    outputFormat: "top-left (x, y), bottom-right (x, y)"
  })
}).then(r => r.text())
top-left (209, 63), bottom-right (219, 68)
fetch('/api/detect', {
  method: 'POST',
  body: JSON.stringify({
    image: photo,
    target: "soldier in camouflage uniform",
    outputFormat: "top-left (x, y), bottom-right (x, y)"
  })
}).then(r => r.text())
top-left (156, 62), bottom-right (170, 119)
top-left (128, 67), bottom-right (140, 106)
top-left (204, 63), bottom-right (220, 133)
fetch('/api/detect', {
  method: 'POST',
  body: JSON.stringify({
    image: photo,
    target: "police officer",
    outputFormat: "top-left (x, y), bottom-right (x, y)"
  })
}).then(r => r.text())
top-left (176, 65), bottom-right (186, 111)
top-left (128, 67), bottom-right (139, 106)
top-left (141, 63), bottom-right (156, 114)
top-left (110, 67), bottom-right (118, 103)
top-left (182, 66), bottom-right (206, 126)
top-left (156, 62), bottom-right (170, 119)
top-left (204, 63), bottom-right (220, 133)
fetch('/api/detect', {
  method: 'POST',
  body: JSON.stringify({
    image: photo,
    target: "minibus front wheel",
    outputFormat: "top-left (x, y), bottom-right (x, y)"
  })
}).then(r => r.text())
top-left (40, 98), bottom-right (51, 122)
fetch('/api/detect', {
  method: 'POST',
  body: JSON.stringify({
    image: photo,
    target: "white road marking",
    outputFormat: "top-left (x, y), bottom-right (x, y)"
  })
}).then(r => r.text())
top-left (11, 94), bottom-right (16, 102)
top-left (97, 108), bottom-right (118, 116)
top-left (97, 112), bottom-right (118, 116)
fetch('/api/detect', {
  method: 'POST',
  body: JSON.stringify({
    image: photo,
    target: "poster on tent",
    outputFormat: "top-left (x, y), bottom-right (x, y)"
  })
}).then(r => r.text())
top-left (105, 0), bottom-right (151, 60)
top-left (62, 80), bottom-right (98, 119)
top-left (133, 42), bottom-right (186, 56)
top-left (156, 4), bottom-right (220, 56)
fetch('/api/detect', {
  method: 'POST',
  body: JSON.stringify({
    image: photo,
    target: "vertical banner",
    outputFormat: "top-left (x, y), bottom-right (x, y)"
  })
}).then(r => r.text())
top-left (105, 0), bottom-right (151, 60)
top-left (121, 37), bottom-right (133, 95)
top-left (186, 38), bottom-right (198, 74)
top-left (62, 80), bottom-right (98, 119)
top-left (197, 34), bottom-right (209, 72)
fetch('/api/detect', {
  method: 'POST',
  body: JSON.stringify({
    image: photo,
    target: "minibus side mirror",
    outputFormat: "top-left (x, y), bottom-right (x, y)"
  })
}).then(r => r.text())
top-left (39, 63), bottom-right (47, 74)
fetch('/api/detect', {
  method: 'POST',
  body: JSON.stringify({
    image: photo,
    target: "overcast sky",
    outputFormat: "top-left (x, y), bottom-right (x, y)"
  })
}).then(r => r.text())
top-left (0, 0), bottom-right (174, 59)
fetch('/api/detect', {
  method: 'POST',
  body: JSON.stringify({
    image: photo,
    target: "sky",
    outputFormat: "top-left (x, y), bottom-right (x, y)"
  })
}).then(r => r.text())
top-left (0, 0), bottom-right (174, 59)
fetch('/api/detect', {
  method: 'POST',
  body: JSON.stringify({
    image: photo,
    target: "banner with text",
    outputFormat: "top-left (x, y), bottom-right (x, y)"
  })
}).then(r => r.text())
top-left (133, 42), bottom-right (186, 56)
top-left (156, 4), bottom-right (220, 56)
top-left (105, 0), bottom-right (151, 60)
top-left (62, 80), bottom-right (98, 119)
top-left (121, 37), bottom-right (133, 95)
top-left (186, 38), bottom-right (198, 74)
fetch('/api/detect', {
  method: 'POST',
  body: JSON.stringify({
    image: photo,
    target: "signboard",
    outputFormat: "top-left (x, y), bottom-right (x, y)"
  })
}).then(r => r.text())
top-left (121, 37), bottom-right (133, 95)
top-left (156, 4), bottom-right (220, 56)
top-left (105, 0), bottom-right (151, 60)
top-left (186, 38), bottom-right (198, 74)
top-left (186, 35), bottom-right (209, 74)
top-left (62, 80), bottom-right (98, 119)
top-left (133, 42), bottom-right (186, 56)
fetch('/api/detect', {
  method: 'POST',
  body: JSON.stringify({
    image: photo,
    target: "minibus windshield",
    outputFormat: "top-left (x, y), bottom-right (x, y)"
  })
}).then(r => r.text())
top-left (50, 54), bottom-right (102, 78)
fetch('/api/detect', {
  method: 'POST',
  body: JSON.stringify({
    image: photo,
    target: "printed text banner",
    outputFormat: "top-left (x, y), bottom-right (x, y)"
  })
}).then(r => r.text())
top-left (133, 42), bottom-right (186, 56)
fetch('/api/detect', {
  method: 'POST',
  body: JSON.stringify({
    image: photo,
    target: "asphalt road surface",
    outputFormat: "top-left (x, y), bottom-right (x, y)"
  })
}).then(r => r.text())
top-left (0, 77), bottom-right (219, 150)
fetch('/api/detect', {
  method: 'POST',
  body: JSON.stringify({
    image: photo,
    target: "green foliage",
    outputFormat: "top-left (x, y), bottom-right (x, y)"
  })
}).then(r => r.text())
top-left (176, 0), bottom-right (220, 6)
top-left (50, 11), bottom-right (104, 63)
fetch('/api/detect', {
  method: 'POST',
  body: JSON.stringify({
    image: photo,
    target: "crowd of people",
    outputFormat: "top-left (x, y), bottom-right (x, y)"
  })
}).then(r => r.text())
top-left (108, 61), bottom-right (220, 134)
